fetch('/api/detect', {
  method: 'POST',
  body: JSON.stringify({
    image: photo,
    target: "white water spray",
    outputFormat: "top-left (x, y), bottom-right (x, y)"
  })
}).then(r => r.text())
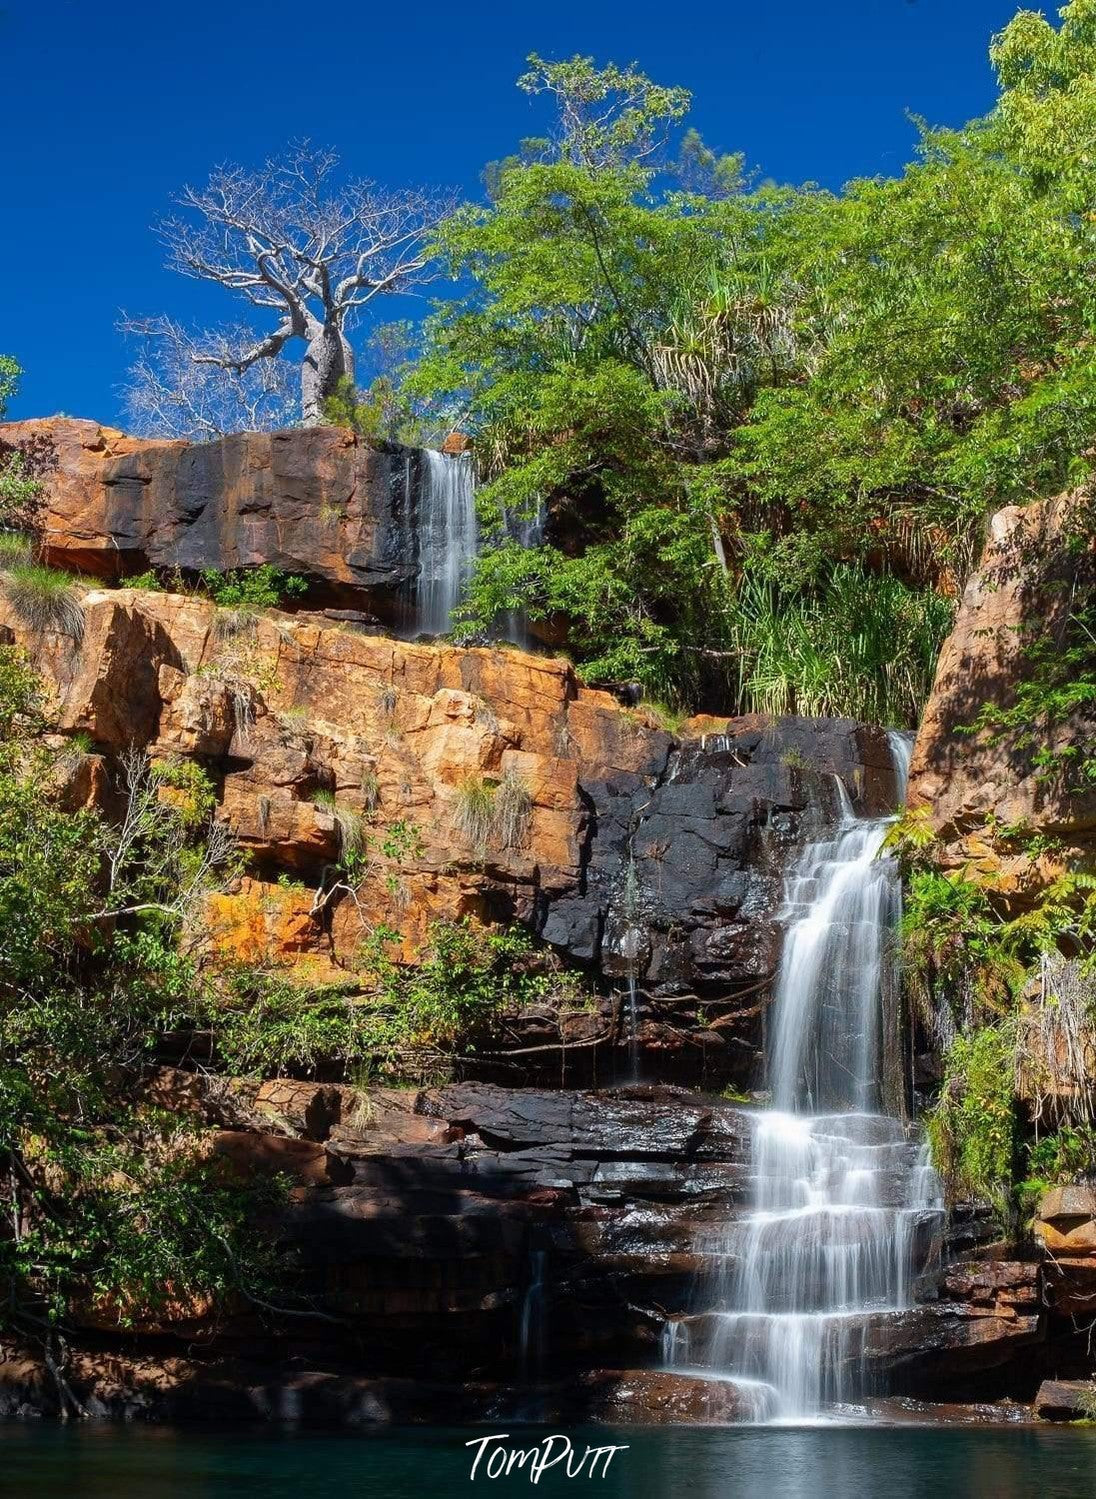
top-left (664, 735), bottom-right (942, 1421)
top-left (415, 449), bottom-right (477, 636)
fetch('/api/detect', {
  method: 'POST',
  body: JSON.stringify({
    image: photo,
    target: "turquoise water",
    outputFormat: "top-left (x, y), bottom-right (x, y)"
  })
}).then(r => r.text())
top-left (2, 1423), bottom-right (1096, 1498)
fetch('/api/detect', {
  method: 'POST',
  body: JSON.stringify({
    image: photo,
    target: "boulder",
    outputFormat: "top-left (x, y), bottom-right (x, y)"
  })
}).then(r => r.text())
top-left (1034, 1378), bottom-right (1096, 1421)
top-left (1035, 1184), bottom-right (1096, 1315)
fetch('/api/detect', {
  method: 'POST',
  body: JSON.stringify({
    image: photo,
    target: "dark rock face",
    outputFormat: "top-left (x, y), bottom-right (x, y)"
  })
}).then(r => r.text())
top-left (544, 717), bottom-right (899, 987)
top-left (2, 418), bottom-right (424, 623)
top-left (7, 1080), bottom-right (1052, 1424)
top-left (277, 1082), bottom-right (753, 1379)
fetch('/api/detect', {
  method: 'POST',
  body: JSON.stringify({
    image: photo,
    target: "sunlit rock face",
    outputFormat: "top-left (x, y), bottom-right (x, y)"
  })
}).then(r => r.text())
top-left (0, 580), bottom-right (900, 1083)
top-left (909, 490), bottom-right (1096, 898)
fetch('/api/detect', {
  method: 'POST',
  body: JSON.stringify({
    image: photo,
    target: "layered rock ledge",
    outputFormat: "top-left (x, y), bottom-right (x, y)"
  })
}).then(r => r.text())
top-left (0, 581), bottom-right (898, 1083)
top-left (0, 1080), bottom-right (1050, 1423)
top-left (1, 417), bottom-right (422, 621)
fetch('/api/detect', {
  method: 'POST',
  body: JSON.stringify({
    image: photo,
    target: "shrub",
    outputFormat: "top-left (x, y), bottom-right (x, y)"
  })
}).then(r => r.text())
top-left (0, 563), bottom-right (85, 641)
top-left (125, 569), bottom-right (163, 592)
top-left (730, 563), bottom-right (954, 729)
top-left (154, 756), bottom-right (217, 830)
top-left (200, 565), bottom-right (307, 610)
top-left (124, 564), bottom-right (308, 612)
top-left (927, 1025), bottom-right (1019, 1218)
top-left (0, 451), bottom-right (44, 534)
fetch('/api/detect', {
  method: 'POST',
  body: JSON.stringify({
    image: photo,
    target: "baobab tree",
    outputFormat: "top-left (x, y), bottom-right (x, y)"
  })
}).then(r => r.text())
top-left (125, 144), bottom-right (452, 427)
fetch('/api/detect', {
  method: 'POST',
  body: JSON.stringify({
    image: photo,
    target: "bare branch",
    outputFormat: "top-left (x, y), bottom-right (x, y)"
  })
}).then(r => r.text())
top-left (132, 143), bottom-right (456, 424)
top-left (119, 316), bottom-right (298, 439)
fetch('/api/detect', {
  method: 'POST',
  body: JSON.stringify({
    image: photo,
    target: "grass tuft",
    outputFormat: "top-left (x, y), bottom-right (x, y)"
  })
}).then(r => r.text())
top-left (313, 788), bottom-right (366, 855)
top-left (494, 766), bottom-right (532, 850)
top-left (0, 564), bottom-right (85, 642)
top-left (0, 532), bottom-right (34, 572)
top-left (454, 775), bottom-right (496, 861)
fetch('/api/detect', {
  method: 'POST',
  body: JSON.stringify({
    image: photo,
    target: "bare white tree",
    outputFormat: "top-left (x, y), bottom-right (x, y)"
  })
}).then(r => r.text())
top-left (127, 143), bottom-right (451, 426)
top-left (120, 317), bottom-right (298, 439)
top-left (91, 748), bottom-right (237, 923)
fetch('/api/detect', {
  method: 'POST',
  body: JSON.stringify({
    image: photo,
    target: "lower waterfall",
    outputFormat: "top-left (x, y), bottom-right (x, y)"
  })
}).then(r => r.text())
top-left (663, 736), bottom-right (943, 1422)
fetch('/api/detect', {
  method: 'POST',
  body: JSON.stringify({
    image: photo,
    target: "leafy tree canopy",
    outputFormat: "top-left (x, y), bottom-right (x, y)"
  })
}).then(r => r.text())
top-left (407, 10), bottom-right (1096, 719)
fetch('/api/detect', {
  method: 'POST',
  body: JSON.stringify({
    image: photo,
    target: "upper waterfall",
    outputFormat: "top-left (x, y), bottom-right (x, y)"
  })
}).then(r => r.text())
top-left (414, 448), bottom-right (478, 636)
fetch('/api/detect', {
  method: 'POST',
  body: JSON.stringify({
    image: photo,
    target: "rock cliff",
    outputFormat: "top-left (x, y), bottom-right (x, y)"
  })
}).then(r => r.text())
top-left (909, 489), bottom-right (1096, 896)
top-left (1, 417), bottom-right (422, 622)
top-left (0, 579), bottom-right (898, 1084)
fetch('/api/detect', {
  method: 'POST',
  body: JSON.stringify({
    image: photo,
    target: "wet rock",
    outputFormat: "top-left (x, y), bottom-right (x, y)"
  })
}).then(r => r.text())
top-left (860, 1300), bottom-right (1042, 1377)
top-left (579, 1368), bottom-right (765, 1424)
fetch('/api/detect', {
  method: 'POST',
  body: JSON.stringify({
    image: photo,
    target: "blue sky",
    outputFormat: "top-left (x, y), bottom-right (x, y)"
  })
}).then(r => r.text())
top-left (3, 0), bottom-right (1021, 424)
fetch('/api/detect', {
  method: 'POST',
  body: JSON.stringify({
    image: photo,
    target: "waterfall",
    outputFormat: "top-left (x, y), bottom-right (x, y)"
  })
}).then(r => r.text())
top-left (519, 1249), bottom-right (548, 1382)
top-left (414, 449), bottom-right (477, 637)
top-left (410, 451), bottom-right (547, 648)
top-left (664, 739), bottom-right (943, 1421)
top-left (501, 504), bottom-right (546, 649)
top-left (886, 729), bottom-right (914, 806)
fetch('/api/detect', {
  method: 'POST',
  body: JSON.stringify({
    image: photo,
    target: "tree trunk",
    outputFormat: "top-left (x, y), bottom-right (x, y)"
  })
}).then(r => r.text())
top-left (300, 324), bottom-right (355, 426)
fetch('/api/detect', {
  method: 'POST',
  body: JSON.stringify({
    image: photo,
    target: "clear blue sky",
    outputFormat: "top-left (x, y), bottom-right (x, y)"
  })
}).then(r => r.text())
top-left (3, 0), bottom-right (1021, 424)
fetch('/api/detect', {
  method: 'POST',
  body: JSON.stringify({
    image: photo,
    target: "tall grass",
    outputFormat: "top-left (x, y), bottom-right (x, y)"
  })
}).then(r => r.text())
top-left (730, 563), bottom-right (953, 728)
top-left (0, 563), bottom-right (85, 642)
top-left (0, 532), bottom-right (34, 571)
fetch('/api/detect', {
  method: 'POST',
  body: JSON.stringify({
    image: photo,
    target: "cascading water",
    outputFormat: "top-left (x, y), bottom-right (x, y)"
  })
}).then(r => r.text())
top-left (519, 1249), bottom-right (548, 1382)
top-left (410, 451), bottom-right (546, 647)
top-left (414, 448), bottom-right (478, 636)
top-left (501, 503), bottom-right (546, 650)
top-left (663, 735), bottom-right (943, 1421)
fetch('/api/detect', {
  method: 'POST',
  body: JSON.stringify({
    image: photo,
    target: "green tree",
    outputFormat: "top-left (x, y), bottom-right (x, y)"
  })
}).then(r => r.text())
top-left (0, 651), bottom-right (278, 1404)
top-left (410, 13), bottom-right (1096, 718)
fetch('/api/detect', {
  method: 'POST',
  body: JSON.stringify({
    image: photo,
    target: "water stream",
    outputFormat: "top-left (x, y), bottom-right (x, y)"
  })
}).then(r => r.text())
top-left (664, 734), bottom-right (943, 1422)
top-left (414, 449), bottom-right (478, 636)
